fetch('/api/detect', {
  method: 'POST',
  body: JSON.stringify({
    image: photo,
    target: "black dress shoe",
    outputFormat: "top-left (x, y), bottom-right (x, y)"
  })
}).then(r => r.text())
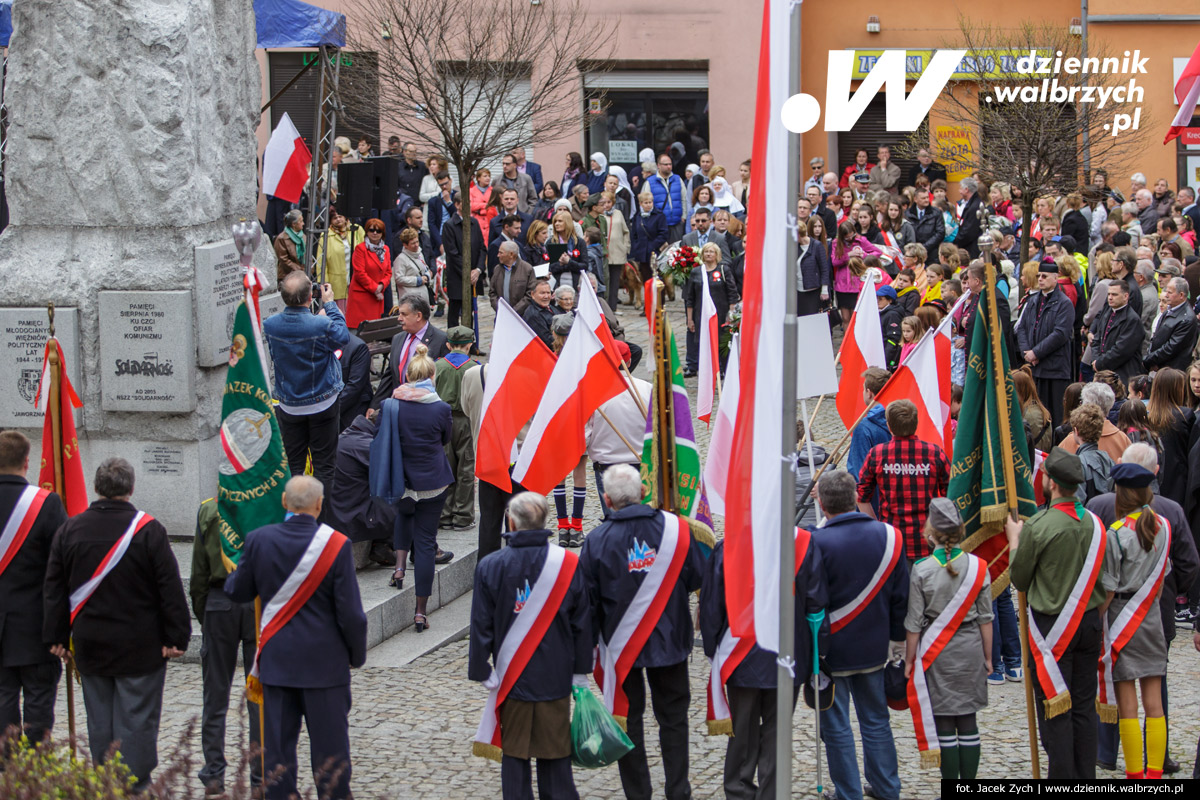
top-left (1163, 756), bottom-right (1181, 774)
top-left (1096, 759), bottom-right (1117, 771)
top-left (435, 548), bottom-right (454, 565)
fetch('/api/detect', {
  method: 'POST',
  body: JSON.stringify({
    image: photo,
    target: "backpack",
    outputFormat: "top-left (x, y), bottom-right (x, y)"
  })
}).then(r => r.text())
top-left (1075, 442), bottom-right (1113, 503)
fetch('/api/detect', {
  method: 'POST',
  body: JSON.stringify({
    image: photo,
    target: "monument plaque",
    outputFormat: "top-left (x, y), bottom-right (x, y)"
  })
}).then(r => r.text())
top-left (99, 290), bottom-right (196, 412)
top-left (0, 307), bottom-right (82, 428)
top-left (142, 444), bottom-right (186, 476)
top-left (195, 240), bottom-right (244, 367)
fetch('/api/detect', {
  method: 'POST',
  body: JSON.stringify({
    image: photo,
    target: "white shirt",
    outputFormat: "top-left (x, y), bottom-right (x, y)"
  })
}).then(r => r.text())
top-left (585, 377), bottom-right (652, 465)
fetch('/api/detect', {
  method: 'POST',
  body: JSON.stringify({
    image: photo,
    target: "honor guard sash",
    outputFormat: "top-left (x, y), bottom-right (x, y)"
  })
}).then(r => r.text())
top-left (829, 523), bottom-right (902, 633)
top-left (69, 511), bottom-right (155, 623)
top-left (0, 485), bottom-right (52, 579)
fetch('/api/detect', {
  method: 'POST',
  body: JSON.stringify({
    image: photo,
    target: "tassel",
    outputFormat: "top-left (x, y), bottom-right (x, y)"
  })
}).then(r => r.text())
top-left (1096, 700), bottom-right (1119, 725)
top-left (706, 718), bottom-right (733, 736)
top-left (920, 749), bottom-right (941, 769)
top-left (245, 674), bottom-right (263, 705)
top-left (1042, 691), bottom-right (1072, 719)
top-left (613, 714), bottom-right (628, 732)
top-left (472, 740), bottom-right (504, 762)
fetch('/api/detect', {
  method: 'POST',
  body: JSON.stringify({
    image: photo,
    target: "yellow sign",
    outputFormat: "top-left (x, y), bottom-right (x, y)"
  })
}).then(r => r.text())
top-left (934, 126), bottom-right (974, 182)
top-left (849, 49), bottom-right (1039, 81)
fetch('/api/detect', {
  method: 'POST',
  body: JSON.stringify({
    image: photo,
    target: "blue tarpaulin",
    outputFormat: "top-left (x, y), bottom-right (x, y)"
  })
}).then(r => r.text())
top-left (0, 0), bottom-right (345, 50)
top-left (255, 0), bottom-right (346, 49)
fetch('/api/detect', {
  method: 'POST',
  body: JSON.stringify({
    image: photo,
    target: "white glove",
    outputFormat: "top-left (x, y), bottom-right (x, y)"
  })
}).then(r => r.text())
top-left (572, 674), bottom-right (590, 688)
top-left (483, 670), bottom-right (501, 691)
top-left (888, 640), bottom-right (905, 663)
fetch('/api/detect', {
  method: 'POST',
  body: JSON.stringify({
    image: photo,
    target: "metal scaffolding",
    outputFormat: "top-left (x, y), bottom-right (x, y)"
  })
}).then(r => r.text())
top-left (304, 44), bottom-right (342, 284)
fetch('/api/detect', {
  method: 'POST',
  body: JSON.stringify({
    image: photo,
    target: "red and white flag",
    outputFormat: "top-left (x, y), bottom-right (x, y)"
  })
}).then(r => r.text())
top-left (724, 0), bottom-right (790, 652)
top-left (475, 301), bottom-right (556, 492)
top-left (835, 277), bottom-right (886, 428)
top-left (577, 273), bottom-right (625, 369)
top-left (873, 314), bottom-right (955, 458)
top-left (511, 316), bottom-right (627, 494)
top-left (644, 278), bottom-right (658, 336)
top-left (262, 113), bottom-right (312, 203)
top-left (1165, 39), bottom-right (1200, 144)
top-left (703, 334), bottom-right (740, 516)
top-left (697, 271), bottom-right (720, 424)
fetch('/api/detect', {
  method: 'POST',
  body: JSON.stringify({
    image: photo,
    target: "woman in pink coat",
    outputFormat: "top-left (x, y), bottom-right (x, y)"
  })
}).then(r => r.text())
top-left (829, 219), bottom-right (882, 328)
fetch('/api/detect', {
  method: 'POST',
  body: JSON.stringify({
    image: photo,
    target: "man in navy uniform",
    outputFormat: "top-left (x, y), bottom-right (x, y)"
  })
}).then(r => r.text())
top-left (0, 431), bottom-right (67, 745)
top-left (579, 464), bottom-right (705, 800)
top-left (469, 491), bottom-right (591, 799)
top-left (225, 475), bottom-right (368, 800)
top-left (700, 526), bottom-right (828, 799)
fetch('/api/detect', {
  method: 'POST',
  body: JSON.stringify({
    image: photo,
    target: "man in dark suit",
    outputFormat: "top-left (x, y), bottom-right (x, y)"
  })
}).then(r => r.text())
top-left (488, 189), bottom-right (533, 241)
top-left (426, 172), bottom-right (456, 253)
top-left (395, 142), bottom-right (429, 205)
top-left (679, 209), bottom-right (731, 264)
top-left (1088, 279), bottom-right (1145, 385)
top-left (488, 215), bottom-right (529, 272)
top-left (443, 193), bottom-right (487, 329)
top-left (490, 241), bottom-right (540, 314)
top-left (956, 177), bottom-right (984, 258)
top-left (0, 431), bottom-right (67, 745)
top-left (44, 458), bottom-right (191, 792)
top-left (225, 475), bottom-right (367, 800)
top-left (905, 188), bottom-right (945, 264)
top-left (337, 333), bottom-right (372, 432)
top-left (1145, 276), bottom-right (1199, 372)
top-left (371, 291), bottom-right (449, 409)
top-left (905, 149), bottom-right (947, 188)
top-left (511, 146), bottom-right (544, 194)
top-left (1178, 187), bottom-right (1200, 236)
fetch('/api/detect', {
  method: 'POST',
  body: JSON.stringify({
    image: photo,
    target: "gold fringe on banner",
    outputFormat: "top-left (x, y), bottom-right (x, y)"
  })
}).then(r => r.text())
top-left (979, 503), bottom-right (1009, 525)
top-left (245, 674), bottom-right (264, 706)
top-left (921, 749), bottom-right (941, 769)
top-left (1043, 691), bottom-right (1072, 720)
top-left (613, 714), bottom-right (628, 732)
top-left (472, 740), bottom-right (504, 762)
top-left (1097, 700), bottom-right (1119, 725)
top-left (707, 718), bottom-right (733, 736)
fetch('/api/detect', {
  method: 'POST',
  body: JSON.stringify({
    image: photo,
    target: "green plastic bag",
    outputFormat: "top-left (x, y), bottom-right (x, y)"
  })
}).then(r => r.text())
top-left (570, 684), bottom-right (634, 768)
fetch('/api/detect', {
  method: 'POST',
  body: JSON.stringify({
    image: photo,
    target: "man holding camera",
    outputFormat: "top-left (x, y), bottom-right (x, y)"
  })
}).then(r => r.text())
top-left (262, 272), bottom-right (350, 516)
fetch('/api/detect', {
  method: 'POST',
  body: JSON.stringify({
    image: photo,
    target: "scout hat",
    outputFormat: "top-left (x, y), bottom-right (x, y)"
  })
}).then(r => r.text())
top-left (447, 326), bottom-right (475, 345)
top-left (1111, 462), bottom-right (1155, 488)
top-left (1043, 447), bottom-right (1084, 489)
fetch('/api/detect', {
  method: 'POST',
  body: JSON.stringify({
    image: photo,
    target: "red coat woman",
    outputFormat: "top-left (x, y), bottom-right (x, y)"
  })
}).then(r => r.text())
top-left (347, 219), bottom-right (392, 329)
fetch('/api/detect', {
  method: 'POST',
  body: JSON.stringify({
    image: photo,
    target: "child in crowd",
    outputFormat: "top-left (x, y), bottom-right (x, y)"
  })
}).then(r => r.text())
top-left (899, 315), bottom-right (927, 366)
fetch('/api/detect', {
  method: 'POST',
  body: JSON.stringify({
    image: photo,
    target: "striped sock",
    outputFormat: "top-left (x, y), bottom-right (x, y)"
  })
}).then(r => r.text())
top-left (572, 486), bottom-right (587, 521)
top-left (1119, 717), bottom-right (1144, 779)
top-left (553, 484), bottom-right (567, 522)
top-left (957, 729), bottom-right (981, 779)
top-left (937, 732), bottom-right (959, 779)
top-left (1145, 716), bottom-right (1166, 779)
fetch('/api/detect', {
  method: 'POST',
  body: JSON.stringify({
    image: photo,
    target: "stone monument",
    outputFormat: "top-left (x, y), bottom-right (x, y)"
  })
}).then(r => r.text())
top-left (0, 0), bottom-right (278, 535)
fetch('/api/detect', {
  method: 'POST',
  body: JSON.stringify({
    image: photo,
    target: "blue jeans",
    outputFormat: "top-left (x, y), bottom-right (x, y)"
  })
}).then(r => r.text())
top-left (820, 669), bottom-right (901, 800)
top-left (991, 586), bottom-right (1022, 669)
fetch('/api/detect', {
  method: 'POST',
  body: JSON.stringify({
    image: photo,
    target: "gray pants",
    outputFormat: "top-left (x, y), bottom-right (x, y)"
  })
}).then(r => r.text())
top-left (440, 414), bottom-right (476, 526)
top-left (81, 664), bottom-right (166, 792)
top-left (199, 590), bottom-right (262, 790)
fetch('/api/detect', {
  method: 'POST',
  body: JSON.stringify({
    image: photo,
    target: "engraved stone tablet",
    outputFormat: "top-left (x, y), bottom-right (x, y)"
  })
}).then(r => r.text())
top-left (0, 307), bottom-right (81, 428)
top-left (99, 291), bottom-right (195, 412)
top-left (195, 240), bottom-right (245, 367)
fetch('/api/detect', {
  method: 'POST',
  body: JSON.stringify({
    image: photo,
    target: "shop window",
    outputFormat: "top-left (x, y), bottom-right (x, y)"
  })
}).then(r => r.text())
top-left (586, 91), bottom-right (709, 172)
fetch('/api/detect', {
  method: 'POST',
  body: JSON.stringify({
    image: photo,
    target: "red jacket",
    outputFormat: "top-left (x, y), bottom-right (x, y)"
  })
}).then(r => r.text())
top-left (470, 182), bottom-right (498, 246)
top-left (347, 242), bottom-right (391, 329)
top-left (839, 161), bottom-right (874, 189)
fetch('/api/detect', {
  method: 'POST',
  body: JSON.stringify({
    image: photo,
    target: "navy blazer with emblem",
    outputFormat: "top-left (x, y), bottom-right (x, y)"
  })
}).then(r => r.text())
top-left (469, 529), bottom-right (591, 702)
top-left (578, 504), bottom-right (704, 669)
top-left (225, 514), bottom-right (367, 688)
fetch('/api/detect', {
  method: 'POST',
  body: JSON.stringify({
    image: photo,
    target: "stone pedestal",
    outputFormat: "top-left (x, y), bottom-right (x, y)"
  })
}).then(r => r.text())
top-left (0, 0), bottom-right (275, 536)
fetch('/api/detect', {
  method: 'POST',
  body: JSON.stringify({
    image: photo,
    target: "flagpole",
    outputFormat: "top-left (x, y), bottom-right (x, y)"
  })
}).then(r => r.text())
top-left (596, 407), bottom-right (642, 462)
top-left (619, 361), bottom-right (649, 417)
top-left (980, 234), bottom-right (1040, 779)
top-left (46, 303), bottom-right (77, 758)
top-left (776, 1), bottom-right (802, 797)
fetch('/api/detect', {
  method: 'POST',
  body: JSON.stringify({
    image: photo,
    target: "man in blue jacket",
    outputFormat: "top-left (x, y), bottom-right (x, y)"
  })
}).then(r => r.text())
top-left (579, 464), bottom-right (704, 800)
top-left (846, 367), bottom-right (892, 480)
top-left (811, 469), bottom-right (909, 800)
top-left (700, 532), bottom-right (827, 799)
top-left (469, 491), bottom-right (591, 800)
top-left (646, 154), bottom-right (686, 243)
top-left (225, 476), bottom-right (367, 800)
top-left (262, 272), bottom-right (349, 513)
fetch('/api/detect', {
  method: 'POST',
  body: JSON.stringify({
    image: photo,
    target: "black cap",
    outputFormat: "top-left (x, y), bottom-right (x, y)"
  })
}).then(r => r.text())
top-left (1037, 260), bottom-right (1059, 274)
top-left (1058, 234), bottom-right (1077, 253)
top-left (1111, 462), bottom-right (1155, 488)
top-left (1043, 447), bottom-right (1084, 489)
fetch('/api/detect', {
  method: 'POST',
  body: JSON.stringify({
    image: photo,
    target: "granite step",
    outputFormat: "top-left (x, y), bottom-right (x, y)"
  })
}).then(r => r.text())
top-left (363, 590), bottom-right (473, 668)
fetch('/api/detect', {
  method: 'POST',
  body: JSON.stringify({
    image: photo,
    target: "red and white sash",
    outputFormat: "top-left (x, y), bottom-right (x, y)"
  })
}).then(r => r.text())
top-left (879, 231), bottom-right (903, 265)
top-left (249, 523), bottom-right (347, 685)
top-left (1097, 513), bottom-right (1171, 720)
top-left (69, 511), bottom-right (155, 623)
top-left (1026, 508), bottom-right (1105, 719)
top-left (908, 553), bottom-right (987, 766)
top-left (473, 544), bottom-right (578, 761)
top-left (594, 512), bottom-right (690, 723)
top-left (829, 523), bottom-right (902, 633)
top-left (707, 528), bottom-right (811, 735)
top-left (0, 486), bottom-right (52, 579)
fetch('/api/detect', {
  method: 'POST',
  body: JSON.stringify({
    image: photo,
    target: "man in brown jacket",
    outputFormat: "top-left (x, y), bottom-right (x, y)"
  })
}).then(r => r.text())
top-left (489, 241), bottom-right (539, 314)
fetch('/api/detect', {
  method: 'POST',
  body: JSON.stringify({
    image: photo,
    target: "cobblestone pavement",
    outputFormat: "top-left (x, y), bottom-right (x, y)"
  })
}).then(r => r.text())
top-left (49, 293), bottom-right (1200, 796)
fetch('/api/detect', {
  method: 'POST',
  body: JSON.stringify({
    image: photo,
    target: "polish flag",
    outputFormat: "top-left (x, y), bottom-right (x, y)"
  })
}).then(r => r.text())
top-left (835, 277), bottom-right (886, 428)
top-left (703, 334), bottom-right (740, 515)
top-left (262, 113), bottom-right (312, 204)
top-left (511, 317), bottom-right (628, 494)
top-left (697, 271), bottom-right (720, 424)
top-left (475, 301), bottom-right (556, 492)
top-left (724, 0), bottom-right (790, 652)
top-left (1165, 39), bottom-right (1200, 144)
top-left (873, 314), bottom-right (955, 458)
top-left (577, 274), bottom-right (625, 369)
top-left (644, 278), bottom-right (658, 337)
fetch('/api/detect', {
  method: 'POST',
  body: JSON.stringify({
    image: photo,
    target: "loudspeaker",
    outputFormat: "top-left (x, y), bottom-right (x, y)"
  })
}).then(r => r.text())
top-left (337, 162), bottom-right (375, 219)
top-left (369, 155), bottom-right (399, 210)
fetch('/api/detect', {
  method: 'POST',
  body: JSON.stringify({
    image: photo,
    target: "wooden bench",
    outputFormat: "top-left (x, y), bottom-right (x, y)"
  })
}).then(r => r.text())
top-left (356, 316), bottom-right (405, 379)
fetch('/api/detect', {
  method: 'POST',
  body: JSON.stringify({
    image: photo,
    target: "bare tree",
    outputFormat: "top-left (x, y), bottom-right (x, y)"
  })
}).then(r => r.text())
top-left (896, 18), bottom-right (1151, 265)
top-left (343, 0), bottom-right (615, 328)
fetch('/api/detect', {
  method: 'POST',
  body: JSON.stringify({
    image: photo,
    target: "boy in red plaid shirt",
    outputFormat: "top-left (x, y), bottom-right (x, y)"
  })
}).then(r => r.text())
top-left (856, 399), bottom-right (951, 560)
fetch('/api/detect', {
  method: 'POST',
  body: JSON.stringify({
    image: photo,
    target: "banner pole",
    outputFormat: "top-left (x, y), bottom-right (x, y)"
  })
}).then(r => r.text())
top-left (1017, 590), bottom-right (1042, 779)
top-left (775, 1), bottom-right (803, 797)
top-left (255, 597), bottom-right (267, 782)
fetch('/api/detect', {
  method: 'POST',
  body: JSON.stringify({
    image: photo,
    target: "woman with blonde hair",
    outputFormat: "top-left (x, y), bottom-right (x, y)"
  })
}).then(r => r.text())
top-left (1012, 367), bottom-right (1053, 451)
top-left (524, 218), bottom-right (551, 268)
top-left (548, 210), bottom-right (587, 289)
top-left (989, 181), bottom-right (1014, 221)
top-left (419, 154), bottom-right (450, 209)
top-left (831, 219), bottom-right (882, 328)
top-left (937, 242), bottom-right (961, 279)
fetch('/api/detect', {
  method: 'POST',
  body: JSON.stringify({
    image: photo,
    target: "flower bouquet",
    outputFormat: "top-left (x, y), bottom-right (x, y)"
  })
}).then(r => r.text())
top-left (663, 244), bottom-right (698, 288)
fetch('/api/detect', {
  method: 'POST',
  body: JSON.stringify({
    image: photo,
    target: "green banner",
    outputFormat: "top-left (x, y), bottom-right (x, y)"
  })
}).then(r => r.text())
top-left (950, 291), bottom-right (1036, 590)
top-left (217, 301), bottom-right (290, 570)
